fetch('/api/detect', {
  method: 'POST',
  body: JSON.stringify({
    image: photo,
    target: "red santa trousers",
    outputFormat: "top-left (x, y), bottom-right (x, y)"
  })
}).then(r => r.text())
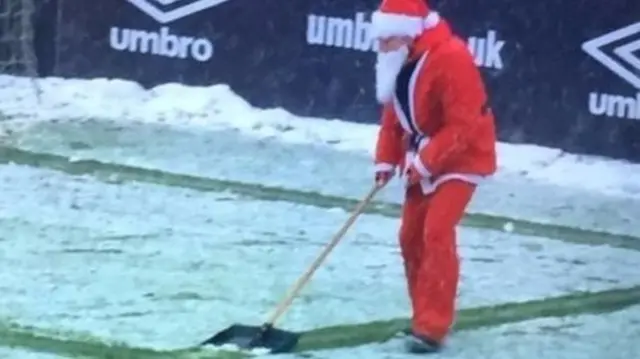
top-left (399, 179), bottom-right (476, 342)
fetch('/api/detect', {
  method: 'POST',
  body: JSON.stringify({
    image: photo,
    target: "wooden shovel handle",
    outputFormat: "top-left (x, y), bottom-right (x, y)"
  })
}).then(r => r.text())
top-left (264, 184), bottom-right (383, 326)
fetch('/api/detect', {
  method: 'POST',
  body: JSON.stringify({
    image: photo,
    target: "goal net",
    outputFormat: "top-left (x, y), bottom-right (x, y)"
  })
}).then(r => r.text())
top-left (0, 0), bottom-right (38, 76)
top-left (0, 0), bottom-right (40, 109)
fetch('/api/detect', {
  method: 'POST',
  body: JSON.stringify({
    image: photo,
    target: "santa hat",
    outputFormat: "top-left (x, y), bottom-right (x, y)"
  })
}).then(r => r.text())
top-left (371, 0), bottom-right (441, 39)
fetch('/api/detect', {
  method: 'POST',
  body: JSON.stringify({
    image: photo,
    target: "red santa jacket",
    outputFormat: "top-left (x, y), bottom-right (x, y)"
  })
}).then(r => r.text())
top-left (374, 24), bottom-right (497, 193)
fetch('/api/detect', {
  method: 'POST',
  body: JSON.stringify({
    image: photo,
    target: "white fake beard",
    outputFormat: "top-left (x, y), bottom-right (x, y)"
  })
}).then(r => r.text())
top-left (375, 45), bottom-right (409, 104)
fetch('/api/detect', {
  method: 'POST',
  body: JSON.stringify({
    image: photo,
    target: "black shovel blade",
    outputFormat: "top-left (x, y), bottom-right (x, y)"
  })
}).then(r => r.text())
top-left (201, 324), bottom-right (300, 354)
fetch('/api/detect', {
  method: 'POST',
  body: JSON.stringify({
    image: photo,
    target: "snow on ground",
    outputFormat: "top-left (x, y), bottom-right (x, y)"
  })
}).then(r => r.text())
top-left (0, 76), bottom-right (638, 357)
top-left (0, 75), bottom-right (639, 236)
top-left (1, 164), bottom-right (639, 350)
top-left (0, 348), bottom-right (65, 359)
top-left (283, 305), bottom-right (640, 359)
top-left (1, 74), bottom-right (639, 200)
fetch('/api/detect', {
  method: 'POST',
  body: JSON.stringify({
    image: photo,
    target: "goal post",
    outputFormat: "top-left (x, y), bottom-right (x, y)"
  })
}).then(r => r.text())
top-left (0, 0), bottom-right (41, 103)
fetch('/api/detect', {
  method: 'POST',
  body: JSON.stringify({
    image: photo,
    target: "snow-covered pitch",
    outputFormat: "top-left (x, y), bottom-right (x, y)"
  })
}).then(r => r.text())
top-left (0, 75), bottom-right (638, 358)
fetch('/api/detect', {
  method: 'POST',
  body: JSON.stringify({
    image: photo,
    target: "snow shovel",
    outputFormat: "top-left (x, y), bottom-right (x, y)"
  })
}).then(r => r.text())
top-left (201, 184), bottom-right (383, 354)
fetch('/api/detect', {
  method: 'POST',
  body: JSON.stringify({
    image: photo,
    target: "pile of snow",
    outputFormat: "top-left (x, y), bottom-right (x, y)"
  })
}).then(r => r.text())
top-left (0, 74), bottom-right (639, 200)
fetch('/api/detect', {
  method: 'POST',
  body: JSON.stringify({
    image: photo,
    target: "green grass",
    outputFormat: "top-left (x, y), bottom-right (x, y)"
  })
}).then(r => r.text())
top-left (296, 285), bottom-right (640, 351)
top-left (0, 145), bottom-right (638, 251)
top-left (1, 286), bottom-right (639, 358)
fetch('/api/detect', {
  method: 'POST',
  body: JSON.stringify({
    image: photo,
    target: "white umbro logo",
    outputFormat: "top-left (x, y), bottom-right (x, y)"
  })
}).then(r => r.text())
top-left (582, 22), bottom-right (640, 89)
top-left (126, 0), bottom-right (232, 24)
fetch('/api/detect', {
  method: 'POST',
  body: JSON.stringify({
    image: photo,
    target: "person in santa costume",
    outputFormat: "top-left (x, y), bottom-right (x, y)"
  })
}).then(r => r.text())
top-left (371, 0), bottom-right (498, 353)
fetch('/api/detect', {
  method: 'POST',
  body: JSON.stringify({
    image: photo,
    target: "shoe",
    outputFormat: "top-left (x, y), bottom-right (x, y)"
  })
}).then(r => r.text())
top-left (404, 332), bottom-right (442, 354)
top-left (394, 327), bottom-right (412, 337)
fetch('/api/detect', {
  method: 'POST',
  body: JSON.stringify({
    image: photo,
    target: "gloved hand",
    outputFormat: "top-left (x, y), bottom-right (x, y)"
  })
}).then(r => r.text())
top-left (375, 169), bottom-right (394, 188)
top-left (405, 158), bottom-right (432, 187)
top-left (405, 165), bottom-right (422, 187)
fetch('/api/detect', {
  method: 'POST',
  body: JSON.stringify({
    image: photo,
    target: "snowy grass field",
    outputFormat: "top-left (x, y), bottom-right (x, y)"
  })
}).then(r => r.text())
top-left (3, 117), bottom-right (640, 240)
top-left (290, 305), bottom-right (640, 359)
top-left (1, 164), bottom-right (639, 358)
top-left (1, 75), bottom-right (639, 357)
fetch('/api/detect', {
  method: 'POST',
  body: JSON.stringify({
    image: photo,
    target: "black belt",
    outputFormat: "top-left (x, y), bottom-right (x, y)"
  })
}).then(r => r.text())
top-left (408, 134), bottom-right (425, 152)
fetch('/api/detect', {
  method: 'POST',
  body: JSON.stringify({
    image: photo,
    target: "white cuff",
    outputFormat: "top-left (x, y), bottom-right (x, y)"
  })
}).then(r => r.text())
top-left (375, 162), bottom-right (395, 172)
top-left (412, 157), bottom-right (431, 177)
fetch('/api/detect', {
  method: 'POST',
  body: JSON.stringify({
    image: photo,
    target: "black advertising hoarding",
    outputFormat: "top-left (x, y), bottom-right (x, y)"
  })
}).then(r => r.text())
top-left (54, 0), bottom-right (335, 113)
top-left (53, 0), bottom-right (639, 161)
top-left (35, 0), bottom-right (58, 76)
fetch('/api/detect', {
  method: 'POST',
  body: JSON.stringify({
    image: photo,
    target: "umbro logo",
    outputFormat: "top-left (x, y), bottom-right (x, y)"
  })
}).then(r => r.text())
top-left (126, 0), bottom-right (233, 24)
top-left (582, 22), bottom-right (640, 89)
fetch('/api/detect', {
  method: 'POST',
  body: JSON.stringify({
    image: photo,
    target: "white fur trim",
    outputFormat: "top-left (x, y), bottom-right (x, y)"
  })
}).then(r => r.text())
top-left (418, 173), bottom-right (485, 195)
top-left (424, 12), bottom-right (440, 29)
top-left (375, 162), bottom-right (396, 172)
top-left (371, 11), bottom-right (441, 39)
top-left (412, 156), bottom-right (431, 178)
top-left (371, 12), bottom-right (423, 39)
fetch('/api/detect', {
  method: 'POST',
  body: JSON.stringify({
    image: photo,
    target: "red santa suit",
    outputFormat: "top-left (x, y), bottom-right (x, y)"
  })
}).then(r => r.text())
top-left (371, 0), bottom-right (497, 346)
